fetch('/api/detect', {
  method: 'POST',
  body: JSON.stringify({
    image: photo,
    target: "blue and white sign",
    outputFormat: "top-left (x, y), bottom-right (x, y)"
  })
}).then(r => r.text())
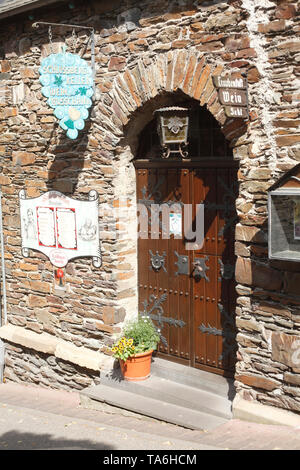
top-left (39, 48), bottom-right (94, 139)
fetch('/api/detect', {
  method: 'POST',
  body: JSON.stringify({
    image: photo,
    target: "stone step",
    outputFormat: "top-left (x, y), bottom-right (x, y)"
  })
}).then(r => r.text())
top-left (80, 359), bottom-right (234, 430)
top-left (100, 372), bottom-right (232, 420)
top-left (80, 382), bottom-right (229, 431)
top-left (151, 356), bottom-right (235, 398)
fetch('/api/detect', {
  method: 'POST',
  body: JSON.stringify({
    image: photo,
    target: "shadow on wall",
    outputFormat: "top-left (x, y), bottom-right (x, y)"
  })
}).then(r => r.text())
top-left (45, 121), bottom-right (91, 195)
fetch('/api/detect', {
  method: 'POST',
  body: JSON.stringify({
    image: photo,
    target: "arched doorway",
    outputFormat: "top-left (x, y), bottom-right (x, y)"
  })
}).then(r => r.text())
top-left (134, 101), bottom-right (238, 377)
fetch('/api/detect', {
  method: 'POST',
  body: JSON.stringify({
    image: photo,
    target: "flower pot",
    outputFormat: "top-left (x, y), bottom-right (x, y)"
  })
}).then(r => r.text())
top-left (119, 349), bottom-right (153, 381)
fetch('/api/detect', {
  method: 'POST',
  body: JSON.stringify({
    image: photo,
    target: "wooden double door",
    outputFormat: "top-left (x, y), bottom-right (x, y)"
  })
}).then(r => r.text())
top-left (136, 161), bottom-right (238, 376)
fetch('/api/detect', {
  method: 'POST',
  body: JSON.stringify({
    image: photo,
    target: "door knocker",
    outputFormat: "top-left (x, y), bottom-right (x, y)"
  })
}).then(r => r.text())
top-left (192, 256), bottom-right (210, 281)
top-left (149, 250), bottom-right (167, 272)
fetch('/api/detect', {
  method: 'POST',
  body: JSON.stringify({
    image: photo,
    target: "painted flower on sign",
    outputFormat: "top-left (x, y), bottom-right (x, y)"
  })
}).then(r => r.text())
top-left (39, 48), bottom-right (94, 139)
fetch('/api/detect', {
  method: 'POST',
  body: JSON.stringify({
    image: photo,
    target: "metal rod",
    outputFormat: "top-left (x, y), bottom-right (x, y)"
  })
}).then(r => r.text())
top-left (0, 339), bottom-right (4, 384)
top-left (0, 187), bottom-right (6, 384)
top-left (33, 20), bottom-right (96, 90)
top-left (32, 21), bottom-right (94, 31)
top-left (91, 28), bottom-right (95, 87)
top-left (0, 187), bottom-right (7, 326)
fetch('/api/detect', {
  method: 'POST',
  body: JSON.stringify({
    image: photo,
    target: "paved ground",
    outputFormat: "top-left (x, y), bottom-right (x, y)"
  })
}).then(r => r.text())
top-left (0, 382), bottom-right (300, 450)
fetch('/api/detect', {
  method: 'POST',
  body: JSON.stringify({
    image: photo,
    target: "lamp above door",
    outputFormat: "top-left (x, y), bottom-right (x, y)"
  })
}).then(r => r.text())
top-left (154, 106), bottom-right (189, 159)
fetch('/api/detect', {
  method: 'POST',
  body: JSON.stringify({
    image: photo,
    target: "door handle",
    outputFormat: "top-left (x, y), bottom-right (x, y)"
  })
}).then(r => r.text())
top-left (192, 256), bottom-right (210, 282)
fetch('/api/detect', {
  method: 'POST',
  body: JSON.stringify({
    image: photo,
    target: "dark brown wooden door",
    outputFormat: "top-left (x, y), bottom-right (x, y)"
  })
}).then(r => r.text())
top-left (136, 162), bottom-right (238, 376)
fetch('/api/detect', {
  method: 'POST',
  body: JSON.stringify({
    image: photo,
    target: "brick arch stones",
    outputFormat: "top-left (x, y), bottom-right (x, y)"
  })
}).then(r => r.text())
top-left (101, 50), bottom-right (247, 323)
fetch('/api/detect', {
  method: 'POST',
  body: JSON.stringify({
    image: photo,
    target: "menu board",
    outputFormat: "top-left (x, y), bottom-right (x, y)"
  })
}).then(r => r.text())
top-left (37, 207), bottom-right (56, 247)
top-left (19, 190), bottom-right (101, 268)
top-left (56, 208), bottom-right (77, 249)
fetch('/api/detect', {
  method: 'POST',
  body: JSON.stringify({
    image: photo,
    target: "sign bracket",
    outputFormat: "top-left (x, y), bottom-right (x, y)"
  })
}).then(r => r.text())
top-left (32, 21), bottom-right (95, 82)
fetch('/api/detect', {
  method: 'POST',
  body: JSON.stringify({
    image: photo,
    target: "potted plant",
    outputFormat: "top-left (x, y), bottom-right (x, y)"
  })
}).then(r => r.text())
top-left (111, 315), bottom-right (160, 381)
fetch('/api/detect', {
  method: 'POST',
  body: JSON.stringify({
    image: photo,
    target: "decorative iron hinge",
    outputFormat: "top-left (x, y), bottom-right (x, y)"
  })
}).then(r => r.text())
top-left (199, 323), bottom-right (222, 336)
top-left (198, 303), bottom-right (236, 362)
top-left (141, 293), bottom-right (186, 347)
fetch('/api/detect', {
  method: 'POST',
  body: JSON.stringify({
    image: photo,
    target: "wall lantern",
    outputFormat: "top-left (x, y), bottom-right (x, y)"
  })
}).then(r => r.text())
top-left (268, 165), bottom-right (300, 262)
top-left (155, 107), bottom-right (189, 159)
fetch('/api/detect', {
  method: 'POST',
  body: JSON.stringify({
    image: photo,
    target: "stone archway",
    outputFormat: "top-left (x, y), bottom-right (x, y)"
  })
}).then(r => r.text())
top-left (98, 50), bottom-right (247, 147)
top-left (100, 50), bottom-right (248, 327)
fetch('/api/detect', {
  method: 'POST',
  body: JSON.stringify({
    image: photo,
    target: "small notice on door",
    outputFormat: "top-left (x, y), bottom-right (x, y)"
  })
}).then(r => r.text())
top-left (169, 212), bottom-right (182, 236)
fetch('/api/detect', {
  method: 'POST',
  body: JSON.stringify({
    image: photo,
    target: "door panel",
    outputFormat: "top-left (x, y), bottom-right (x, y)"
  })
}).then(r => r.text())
top-left (136, 164), bottom-right (237, 376)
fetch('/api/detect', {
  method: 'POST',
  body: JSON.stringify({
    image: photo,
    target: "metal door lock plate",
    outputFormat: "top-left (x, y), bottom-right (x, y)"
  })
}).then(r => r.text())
top-left (174, 251), bottom-right (189, 276)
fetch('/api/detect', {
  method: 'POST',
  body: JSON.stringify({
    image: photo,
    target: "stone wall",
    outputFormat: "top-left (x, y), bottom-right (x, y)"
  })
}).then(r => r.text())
top-left (0, 0), bottom-right (299, 410)
top-left (5, 340), bottom-right (100, 390)
top-left (233, 0), bottom-right (300, 415)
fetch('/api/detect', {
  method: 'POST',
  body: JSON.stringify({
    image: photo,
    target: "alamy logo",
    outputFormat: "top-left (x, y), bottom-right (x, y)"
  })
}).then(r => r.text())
top-left (137, 202), bottom-right (204, 250)
top-left (106, 199), bottom-right (205, 251)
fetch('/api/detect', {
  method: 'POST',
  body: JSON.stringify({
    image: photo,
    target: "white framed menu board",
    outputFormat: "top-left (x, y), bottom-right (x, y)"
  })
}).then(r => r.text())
top-left (19, 189), bottom-right (101, 268)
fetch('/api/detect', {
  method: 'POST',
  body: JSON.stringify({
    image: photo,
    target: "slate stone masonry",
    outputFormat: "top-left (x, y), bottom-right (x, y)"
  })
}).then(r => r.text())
top-left (0, 0), bottom-right (299, 415)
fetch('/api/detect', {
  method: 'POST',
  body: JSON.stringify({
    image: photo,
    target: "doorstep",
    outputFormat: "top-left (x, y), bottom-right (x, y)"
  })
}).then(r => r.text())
top-left (79, 357), bottom-right (235, 431)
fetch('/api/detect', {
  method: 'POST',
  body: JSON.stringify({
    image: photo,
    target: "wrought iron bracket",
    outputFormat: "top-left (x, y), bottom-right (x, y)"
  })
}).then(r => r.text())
top-left (161, 142), bottom-right (189, 159)
top-left (32, 21), bottom-right (95, 86)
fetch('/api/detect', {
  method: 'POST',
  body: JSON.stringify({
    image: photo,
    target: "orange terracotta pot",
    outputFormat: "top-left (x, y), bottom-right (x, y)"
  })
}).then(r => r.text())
top-left (119, 349), bottom-right (153, 381)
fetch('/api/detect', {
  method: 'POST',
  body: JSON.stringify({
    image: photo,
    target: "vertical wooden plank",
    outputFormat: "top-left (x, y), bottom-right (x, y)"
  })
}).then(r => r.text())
top-left (136, 168), bottom-right (149, 317)
top-left (165, 168), bottom-right (179, 359)
top-left (155, 167), bottom-right (170, 356)
top-left (177, 167), bottom-right (190, 362)
top-left (193, 168), bottom-right (207, 367)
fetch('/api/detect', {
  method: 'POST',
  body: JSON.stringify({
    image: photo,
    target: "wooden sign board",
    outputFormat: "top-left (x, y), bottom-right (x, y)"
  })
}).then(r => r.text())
top-left (225, 106), bottom-right (248, 119)
top-left (218, 88), bottom-right (247, 107)
top-left (213, 75), bottom-right (247, 89)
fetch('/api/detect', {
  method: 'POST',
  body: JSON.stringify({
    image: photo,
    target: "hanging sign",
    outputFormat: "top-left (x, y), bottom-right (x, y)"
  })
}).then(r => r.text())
top-left (224, 106), bottom-right (248, 119)
top-left (39, 47), bottom-right (94, 139)
top-left (213, 75), bottom-right (247, 89)
top-left (213, 74), bottom-right (248, 119)
top-left (218, 89), bottom-right (247, 107)
top-left (19, 189), bottom-right (101, 268)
